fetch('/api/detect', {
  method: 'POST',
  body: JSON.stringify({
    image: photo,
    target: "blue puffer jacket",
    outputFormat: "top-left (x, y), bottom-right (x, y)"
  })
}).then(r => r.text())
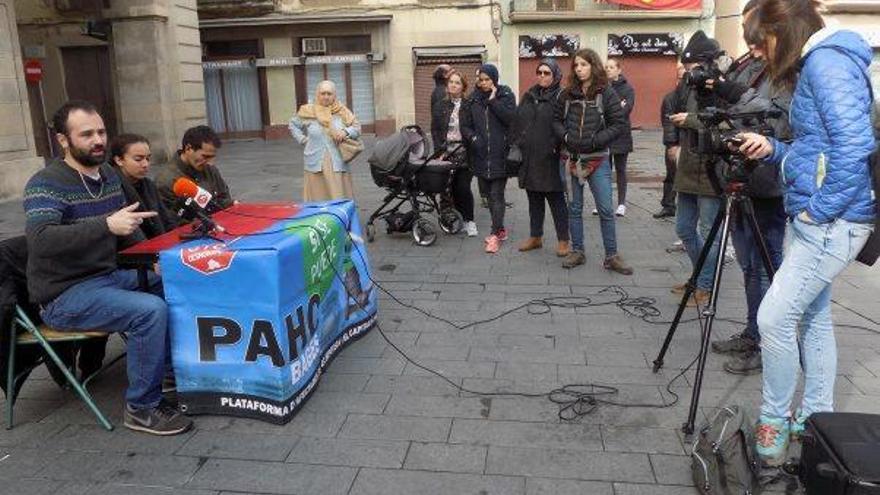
top-left (766, 28), bottom-right (877, 224)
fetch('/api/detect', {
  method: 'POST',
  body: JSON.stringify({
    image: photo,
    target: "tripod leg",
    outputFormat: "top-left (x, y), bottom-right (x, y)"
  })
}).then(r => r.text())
top-left (652, 200), bottom-right (727, 373)
top-left (683, 196), bottom-right (735, 435)
top-left (741, 196), bottom-right (777, 282)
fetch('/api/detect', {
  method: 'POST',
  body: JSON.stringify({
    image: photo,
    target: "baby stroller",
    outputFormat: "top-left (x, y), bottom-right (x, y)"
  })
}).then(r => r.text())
top-left (366, 125), bottom-right (465, 246)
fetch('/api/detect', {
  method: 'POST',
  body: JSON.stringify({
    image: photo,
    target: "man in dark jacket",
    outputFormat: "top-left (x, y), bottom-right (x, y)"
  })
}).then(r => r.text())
top-left (430, 64), bottom-right (452, 117)
top-left (463, 63), bottom-right (516, 253)
top-left (669, 31), bottom-right (724, 307)
top-left (655, 62), bottom-right (686, 219)
top-left (605, 58), bottom-right (635, 216)
top-left (155, 125), bottom-right (232, 221)
top-left (23, 100), bottom-right (192, 435)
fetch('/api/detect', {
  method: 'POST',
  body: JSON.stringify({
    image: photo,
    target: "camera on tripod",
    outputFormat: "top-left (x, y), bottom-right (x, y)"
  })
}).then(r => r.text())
top-left (693, 107), bottom-right (782, 184)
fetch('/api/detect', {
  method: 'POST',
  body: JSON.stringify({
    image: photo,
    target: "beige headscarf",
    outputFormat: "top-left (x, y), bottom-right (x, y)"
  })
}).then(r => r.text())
top-left (297, 80), bottom-right (356, 129)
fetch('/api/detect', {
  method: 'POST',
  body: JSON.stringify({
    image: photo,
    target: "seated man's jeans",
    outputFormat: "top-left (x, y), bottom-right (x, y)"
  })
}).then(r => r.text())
top-left (675, 193), bottom-right (721, 291)
top-left (41, 270), bottom-right (168, 411)
top-left (758, 217), bottom-right (873, 420)
top-left (730, 198), bottom-right (786, 343)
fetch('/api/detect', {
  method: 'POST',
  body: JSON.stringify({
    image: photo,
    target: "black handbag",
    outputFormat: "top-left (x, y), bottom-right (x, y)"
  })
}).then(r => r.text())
top-left (505, 144), bottom-right (522, 178)
top-left (799, 412), bottom-right (880, 494)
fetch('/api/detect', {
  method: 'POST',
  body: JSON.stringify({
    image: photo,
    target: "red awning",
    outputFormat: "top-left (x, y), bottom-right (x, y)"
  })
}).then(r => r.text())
top-left (602, 0), bottom-right (701, 9)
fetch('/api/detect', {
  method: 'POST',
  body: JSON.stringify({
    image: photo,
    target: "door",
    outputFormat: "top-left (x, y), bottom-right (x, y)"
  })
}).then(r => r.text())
top-left (203, 63), bottom-right (264, 139)
top-left (413, 56), bottom-right (482, 133)
top-left (61, 46), bottom-right (117, 137)
top-left (619, 55), bottom-right (679, 129)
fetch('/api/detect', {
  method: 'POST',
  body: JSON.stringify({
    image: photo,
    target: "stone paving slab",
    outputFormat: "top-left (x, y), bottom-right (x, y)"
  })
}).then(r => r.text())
top-left (2, 133), bottom-right (879, 494)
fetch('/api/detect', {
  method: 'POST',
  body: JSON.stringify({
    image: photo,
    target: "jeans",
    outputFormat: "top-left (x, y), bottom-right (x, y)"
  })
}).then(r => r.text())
top-left (527, 190), bottom-right (569, 240)
top-left (478, 177), bottom-right (507, 234)
top-left (610, 153), bottom-right (629, 206)
top-left (676, 193), bottom-right (722, 291)
top-left (661, 147), bottom-right (677, 209)
top-left (451, 167), bottom-right (475, 222)
top-left (41, 269), bottom-right (169, 411)
top-left (568, 158), bottom-right (617, 256)
top-left (730, 198), bottom-right (786, 342)
top-left (758, 217), bottom-right (873, 419)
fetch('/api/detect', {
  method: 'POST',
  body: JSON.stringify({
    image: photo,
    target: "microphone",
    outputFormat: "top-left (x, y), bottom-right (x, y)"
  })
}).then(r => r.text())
top-left (172, 177), bottom-right (225, 234)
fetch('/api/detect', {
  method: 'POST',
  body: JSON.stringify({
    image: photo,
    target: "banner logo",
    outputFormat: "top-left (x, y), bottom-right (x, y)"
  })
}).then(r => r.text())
top-left (180, 243), bottom-right (237, 275)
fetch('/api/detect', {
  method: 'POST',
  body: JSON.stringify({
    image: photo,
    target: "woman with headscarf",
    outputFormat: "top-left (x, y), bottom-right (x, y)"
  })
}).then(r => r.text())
top-left (289, 80), bottom-right (362, 201)
top-left (512, 59), bottom-right (570, 257)
top-left (462, 63), bottom-right (517, 254)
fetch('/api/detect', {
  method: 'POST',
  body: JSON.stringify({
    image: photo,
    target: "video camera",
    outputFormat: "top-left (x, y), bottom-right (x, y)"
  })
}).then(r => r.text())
top-left (693, 107), bottom-right (782, 184)
top-left (684, 62), bottom-right (725, 94)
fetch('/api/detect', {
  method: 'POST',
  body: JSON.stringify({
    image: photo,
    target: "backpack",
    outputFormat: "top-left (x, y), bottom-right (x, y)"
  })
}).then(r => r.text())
top-left (692, 405), bottom-right (761, 495)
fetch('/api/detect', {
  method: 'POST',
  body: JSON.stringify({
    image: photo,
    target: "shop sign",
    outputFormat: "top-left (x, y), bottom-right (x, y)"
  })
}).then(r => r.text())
top-left (608, 33), bottom-right (684, 56)
top-left (202, 59), bottom-right (254, 70)
top-left (305, 54), bottom-right (368, 65)
top-left (518, 35), bottom-right (579, 59)
top-left (255, 57), bottom-right (301, 67)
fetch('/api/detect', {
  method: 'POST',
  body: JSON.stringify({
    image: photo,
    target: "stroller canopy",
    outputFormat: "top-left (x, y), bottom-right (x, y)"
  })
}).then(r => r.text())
top-left (368, 127), bottom-right (430, 172)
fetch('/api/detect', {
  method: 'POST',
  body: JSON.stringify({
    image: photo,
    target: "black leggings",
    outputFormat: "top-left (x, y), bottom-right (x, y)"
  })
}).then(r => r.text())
top-left (661, 147), bottom-right (677, 209)
top-left (527, 190), bottom-right (569, 240)
top-left (450, 168), bottom-right (475, 222)
top-left (478, 177), bottom-right (507, 234)
top-left (610, 153), bottom-right (629, 206)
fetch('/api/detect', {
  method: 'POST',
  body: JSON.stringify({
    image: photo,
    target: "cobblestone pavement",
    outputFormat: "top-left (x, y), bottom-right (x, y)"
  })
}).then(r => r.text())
top-left (2, 131), bottom-right (879, 494)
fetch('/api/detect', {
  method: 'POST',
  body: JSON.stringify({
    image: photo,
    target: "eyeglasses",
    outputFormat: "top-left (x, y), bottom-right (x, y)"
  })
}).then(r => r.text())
top-left (536, 70), bottom-right (552, 76)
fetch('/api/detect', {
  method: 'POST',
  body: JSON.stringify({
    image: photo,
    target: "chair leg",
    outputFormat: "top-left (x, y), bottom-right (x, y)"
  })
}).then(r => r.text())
top-left (30, 330), bottom-right (113, 431)
top-left (6, 329), bottom-right (15, 430)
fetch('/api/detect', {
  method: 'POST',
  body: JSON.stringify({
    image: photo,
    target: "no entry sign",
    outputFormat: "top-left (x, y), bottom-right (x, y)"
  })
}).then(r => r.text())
top-left (24, 59), bottom-right (42, 84)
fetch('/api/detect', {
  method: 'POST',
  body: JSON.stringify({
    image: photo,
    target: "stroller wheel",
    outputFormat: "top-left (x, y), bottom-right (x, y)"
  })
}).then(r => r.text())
top-left (366, 223), bottom-right (376, 243)
top-left (439, 208), bottom-right (464, 235)
top-left (412, 218), bottom-right (437, 246)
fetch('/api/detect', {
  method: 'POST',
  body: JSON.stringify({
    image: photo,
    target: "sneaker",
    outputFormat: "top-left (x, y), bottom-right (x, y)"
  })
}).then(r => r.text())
top-left (562, 250), bottom-right (586, 268)
top-left (790, 412), bottom-right (808, 441)
top-left (124, 403), bottom-right (193, 436)
top-left (723, 350), bottom-right (762, 375)
top-left (755, 416), bottom-right (790, 466)
top-left (653, 207), bottom-right (676, 219)
top-left (616, 204), bottom-right (626, 217)
top-left (666, 240), bottom-right (686, 253)
top-left (496, 228), bottom-right (509, 241)
top-left (591, 208), bottom-right (599, 216)
top-left (485, 235), bottom-right (500, 254)
top-left (161, 373), bottom-right (177, 393)
top-left (712, 332), bottom-right (758, 354)
top-left (604, 255), bottom-right (634, 275)
top-left (465, 221), bottom-right (478, 237)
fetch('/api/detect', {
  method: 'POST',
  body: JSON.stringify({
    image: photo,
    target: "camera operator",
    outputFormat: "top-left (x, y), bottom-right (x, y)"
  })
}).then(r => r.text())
top-left (737, 0), bottom-right (875, 466)
top-left (667, 30), bottom-right (724, 308)
top-left (708, 0), bottom-right (791, 376)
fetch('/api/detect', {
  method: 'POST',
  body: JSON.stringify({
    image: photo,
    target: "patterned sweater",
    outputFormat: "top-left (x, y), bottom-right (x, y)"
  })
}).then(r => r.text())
top-left (23, 158), bottom-right (125, 304)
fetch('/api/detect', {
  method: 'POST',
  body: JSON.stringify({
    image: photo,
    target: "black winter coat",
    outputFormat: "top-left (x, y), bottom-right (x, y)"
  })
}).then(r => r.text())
top-left (553, 85), bottom-right (626, 155)
top-left (463, 85), bottom-right (517, 179)
top-left (608, 76), bottom-right (635, 154)
top-left (661, 90), bottom-right (681, 146)
top-left (431, 96), bottom-right (473, 153)
top-left (511, 84), bottom-right (564, 192)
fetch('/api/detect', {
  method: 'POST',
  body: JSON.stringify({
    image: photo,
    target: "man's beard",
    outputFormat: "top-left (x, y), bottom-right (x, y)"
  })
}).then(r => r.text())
top-left (70, 144), bottom-right (106, 167)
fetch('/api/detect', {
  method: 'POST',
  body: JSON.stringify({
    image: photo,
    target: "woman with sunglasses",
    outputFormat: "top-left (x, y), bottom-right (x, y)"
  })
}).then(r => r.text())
top-left (512, 59), bottom-right (570, 257)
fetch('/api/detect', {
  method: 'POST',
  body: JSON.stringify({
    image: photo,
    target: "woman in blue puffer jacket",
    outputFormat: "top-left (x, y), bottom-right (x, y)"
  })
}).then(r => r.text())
top-left (738, 0), bottom-right (876, 467)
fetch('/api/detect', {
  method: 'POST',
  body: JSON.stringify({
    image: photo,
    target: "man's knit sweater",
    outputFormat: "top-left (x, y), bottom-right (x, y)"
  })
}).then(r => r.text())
top-left (23, 158), bottom-right (125, 304)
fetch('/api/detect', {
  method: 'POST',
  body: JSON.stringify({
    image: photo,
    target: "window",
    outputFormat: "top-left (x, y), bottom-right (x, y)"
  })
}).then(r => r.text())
top-left (203, 40), bottom-right (260, 58)
top-left (327, 36), bottom-right (371, 54)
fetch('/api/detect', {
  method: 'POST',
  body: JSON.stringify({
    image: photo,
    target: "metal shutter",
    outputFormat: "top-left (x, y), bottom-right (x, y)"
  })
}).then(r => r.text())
top-left (350, 61), bottom-right (375, 125)
top-left (414, 56), bottom-right (482, 133)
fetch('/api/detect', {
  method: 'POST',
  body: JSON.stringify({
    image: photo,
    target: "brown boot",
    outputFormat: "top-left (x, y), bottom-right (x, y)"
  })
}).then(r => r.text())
top-left (670, 282), bottom-right (688, 294)
top-left (562, 250), bottom-right (586, 269)
top-left (686, 289), bottom-right (712, 307)
top-left (518, 237), bottom-right (543, 252)
top-left (556, 240), bottom-right (571, 257)
top-left (603, 255), bottom-right (634, 275)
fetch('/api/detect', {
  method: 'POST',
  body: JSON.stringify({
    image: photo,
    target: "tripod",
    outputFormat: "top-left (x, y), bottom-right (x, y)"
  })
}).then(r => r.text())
top-left (652, 181), bottom-right (777, 435)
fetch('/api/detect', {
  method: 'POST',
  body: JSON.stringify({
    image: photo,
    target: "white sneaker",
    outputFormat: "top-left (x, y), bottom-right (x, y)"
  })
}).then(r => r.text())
top-left (591, 208), bottom-right (599, 216)
top-left (616, 204), bottom-right (626, 217)
top-left (465, 221), bottom-right (478, 237)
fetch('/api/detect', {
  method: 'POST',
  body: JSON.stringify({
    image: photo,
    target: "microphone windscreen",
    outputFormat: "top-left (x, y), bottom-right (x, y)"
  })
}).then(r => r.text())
top-left (172, 177), bottom-right (199, 199)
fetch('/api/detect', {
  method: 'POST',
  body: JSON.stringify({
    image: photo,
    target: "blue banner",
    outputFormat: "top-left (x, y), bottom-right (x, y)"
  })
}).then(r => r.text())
top-left (159, 200), bottom-right (378, 423)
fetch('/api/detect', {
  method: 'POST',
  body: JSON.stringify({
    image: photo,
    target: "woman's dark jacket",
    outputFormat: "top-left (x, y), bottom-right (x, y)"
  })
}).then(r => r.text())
top-left (552, 84), bottom-right (626, 155)
top-left (462, 85), bottom-right (517, 179)
top-left (661, 90), bottom-right (680, 147)
top-left (511, 84), bottom-right (564, 192)
top-left (431, 96), bottom-right (473, 154)
top-left (608, 76), bottom-right (635, 154)
top-left (113, 167), bottom-right (177, 241)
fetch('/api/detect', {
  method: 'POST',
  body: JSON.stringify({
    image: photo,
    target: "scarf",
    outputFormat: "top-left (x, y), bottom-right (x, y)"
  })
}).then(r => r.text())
top-left (297, 100), bottom-right (356, 129)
